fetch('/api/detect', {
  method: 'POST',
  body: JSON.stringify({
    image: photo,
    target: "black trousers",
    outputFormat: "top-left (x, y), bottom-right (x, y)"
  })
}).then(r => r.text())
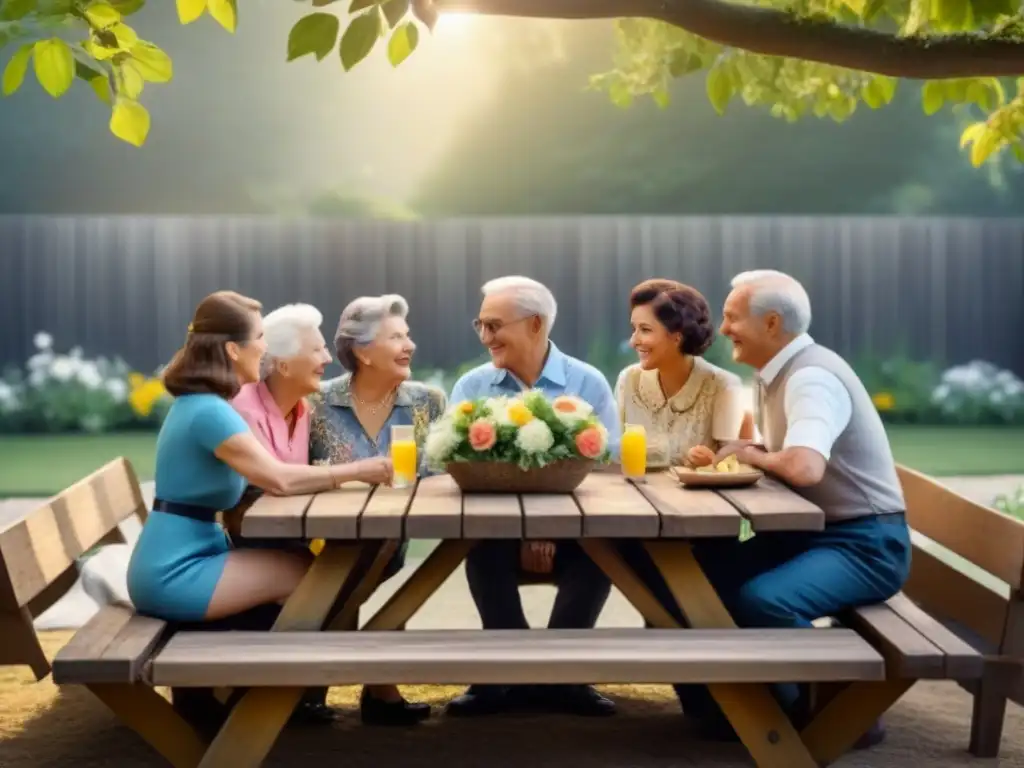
top-left (465, 540), bottom-right (611, 630)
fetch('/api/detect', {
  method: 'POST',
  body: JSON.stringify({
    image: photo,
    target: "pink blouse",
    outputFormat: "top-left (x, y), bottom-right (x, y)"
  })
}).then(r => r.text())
top-left (231, 381), bottom-right (310, 465)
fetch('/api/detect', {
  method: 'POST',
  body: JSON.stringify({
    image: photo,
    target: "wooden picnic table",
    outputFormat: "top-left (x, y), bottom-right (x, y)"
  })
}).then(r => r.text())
top-left (169, 468), bottom-right (884, 768)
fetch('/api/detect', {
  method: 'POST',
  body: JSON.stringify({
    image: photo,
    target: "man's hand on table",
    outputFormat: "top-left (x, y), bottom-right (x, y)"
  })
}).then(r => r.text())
top-left (714, 440), bottom-right (765, 466)
top-left (521, 541), bottom-right (555, 574)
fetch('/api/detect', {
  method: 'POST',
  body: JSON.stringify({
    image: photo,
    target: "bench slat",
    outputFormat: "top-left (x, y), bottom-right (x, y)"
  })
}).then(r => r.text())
top-left (885, 593), bottom-right (983, 679)
top-left (53, 605), bottom-right (168, 684)
top-left (148, 627), bottom-right (884, 687)
top-left (576, 473), bottom-right (660, 538)
top-left (846, 602), bottom-right (946, 679)
top-left (634, 472), bottom-right (743, 538)
top-left (716, 475), bottom-right (825, 532)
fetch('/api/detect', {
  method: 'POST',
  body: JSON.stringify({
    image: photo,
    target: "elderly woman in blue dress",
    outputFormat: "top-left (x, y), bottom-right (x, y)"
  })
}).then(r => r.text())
top-left (309, 293), bottom-right (447, 725)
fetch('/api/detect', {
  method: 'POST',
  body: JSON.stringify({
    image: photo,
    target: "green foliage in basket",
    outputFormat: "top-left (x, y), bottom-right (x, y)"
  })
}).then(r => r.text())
top-left (424, 390), bottom-right (611, 471)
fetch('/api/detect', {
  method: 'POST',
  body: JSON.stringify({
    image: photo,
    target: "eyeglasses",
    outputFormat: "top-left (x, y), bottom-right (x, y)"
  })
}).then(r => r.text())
top-left (471, 315), bottom-right (534, 337)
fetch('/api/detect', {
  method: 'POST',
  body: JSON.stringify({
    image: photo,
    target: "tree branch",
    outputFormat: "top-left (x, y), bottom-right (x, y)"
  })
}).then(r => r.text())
top-left (435, 0), bottom-right (1024, 79)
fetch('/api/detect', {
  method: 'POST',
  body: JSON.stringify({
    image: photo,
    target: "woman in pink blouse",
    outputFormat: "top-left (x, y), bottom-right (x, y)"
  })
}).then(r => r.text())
top-left (231, 302), bottom-right (426, 728)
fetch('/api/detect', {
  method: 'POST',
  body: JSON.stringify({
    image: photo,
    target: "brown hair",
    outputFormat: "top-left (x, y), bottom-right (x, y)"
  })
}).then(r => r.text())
top-left (163, 291), bottom-right (263, 399)
top-left (629, 279), bottom-right (715, 357)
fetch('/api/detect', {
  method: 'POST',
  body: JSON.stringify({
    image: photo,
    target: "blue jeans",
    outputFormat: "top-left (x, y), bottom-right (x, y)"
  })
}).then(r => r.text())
top-left (617, 513), bottom-right (911, 721)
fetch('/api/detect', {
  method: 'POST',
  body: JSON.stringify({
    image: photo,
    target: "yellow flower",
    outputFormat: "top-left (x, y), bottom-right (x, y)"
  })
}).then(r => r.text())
top-left (457, 401), bottom-right (474, 415)
top-left (872, 392), bottom-right (895, 411)
top-left (507, 400), bottom-right (534, 426)
top-left (128, 377), bottom-right (167, 417)
top-left (128, 372), bottom-right (145, 389)
top-left (309, 539), bottom-right (325, 556)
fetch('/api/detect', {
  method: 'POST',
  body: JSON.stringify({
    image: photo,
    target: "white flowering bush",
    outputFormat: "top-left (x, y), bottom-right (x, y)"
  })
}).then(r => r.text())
top-left (994, 486), bottom-right (1024, 522)
top-left (930, 360), bottom-right (1024, 425)
top-left (425, 390), bottom-right (611, 470)
top-left (0, 333), bottom-right (171, 434)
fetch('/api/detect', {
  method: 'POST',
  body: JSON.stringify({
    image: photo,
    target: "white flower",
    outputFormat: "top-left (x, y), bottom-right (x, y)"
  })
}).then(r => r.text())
top-left (27, 352), bottom-right (52, 371)
top-left (49, 355), bottom-right (76, 382)
top-left (485, 396), bottom-right (513, 426)
top-left (76, 361), bottom-right (103, 389)
top-left (0, 381), bottom-right (19, 413)
top-left (33, 332), bottom-right (53, 350)
top-left (28, 369), bottom-right (47, 387)
top-left (425, 418), bottom-right (462, 463)
top-left (516, 418), bottom-right (554, 454)
top-left (551, 394), bottom-right (593, 426)
top-left (105, 378), bottom-right (128, 402)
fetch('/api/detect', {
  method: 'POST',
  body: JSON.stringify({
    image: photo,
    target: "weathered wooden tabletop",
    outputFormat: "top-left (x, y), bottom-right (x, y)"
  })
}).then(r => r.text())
top-left (241, 471), bottom-right (824, 541)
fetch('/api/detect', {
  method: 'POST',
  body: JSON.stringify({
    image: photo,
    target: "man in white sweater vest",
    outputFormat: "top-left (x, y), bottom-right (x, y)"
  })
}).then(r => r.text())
top-left (622, 269), bottom-right (910, 749)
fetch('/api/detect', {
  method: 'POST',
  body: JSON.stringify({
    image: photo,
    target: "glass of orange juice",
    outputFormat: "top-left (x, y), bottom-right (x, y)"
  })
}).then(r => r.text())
top-left (390, 425), bottom-right (418, 488)
top-left (620, 423), bottom-right (647, 481)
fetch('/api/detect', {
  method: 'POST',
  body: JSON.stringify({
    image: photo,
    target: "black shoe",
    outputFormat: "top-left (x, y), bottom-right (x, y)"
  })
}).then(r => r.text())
top-left (444, 685), bottom-right (515, 717)
top-left (360, 689), bottom-right (431, 726)
top-left (288, 699), bottom-right (340, 726)
top-left (853, 719), bottom-right (886, 750)
top-left (538, 685), bottom-right (617, 717)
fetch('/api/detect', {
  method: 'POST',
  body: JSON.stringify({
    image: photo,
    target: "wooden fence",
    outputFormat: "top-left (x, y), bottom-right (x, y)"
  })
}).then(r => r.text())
top-left (1, 215), bottom-right (1022, 375)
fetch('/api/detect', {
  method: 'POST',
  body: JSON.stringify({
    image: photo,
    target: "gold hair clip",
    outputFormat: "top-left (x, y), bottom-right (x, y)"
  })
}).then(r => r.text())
top-left (187, 323), bottom-right (194, 334)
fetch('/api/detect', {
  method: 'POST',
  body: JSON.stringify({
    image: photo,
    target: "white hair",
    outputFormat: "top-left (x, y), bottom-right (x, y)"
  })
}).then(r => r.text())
top-left (730, 269), bottom-right (812, 335)
top-left (261, 303), bottom-right (324, 377)
top-left (334, 294), bottom-right (409, 372)
top-left (482, 275), bottom-right (558, 332)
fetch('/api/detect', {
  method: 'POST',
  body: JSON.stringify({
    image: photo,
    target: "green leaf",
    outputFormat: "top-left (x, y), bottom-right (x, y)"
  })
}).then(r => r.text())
top-left (608, 80), bottom-right (632, 108)
top-left (175, 0), bottom-right (205, 24)
top-left (287, 12), bottom-right (340, 62)
top-left (84, 2), bottom-right (121, 28)
top-left (921, 80), bottom-right (945, 115)
top-left (108, 0), bottom-right (146, 15)
top-left (312, 0), bottom-right (342, 4)
top-left (74, 59), bottom-right (110, 103)
top-left (959, 121), bottom-right (986, 149)
top-left (339, 9), bottom-right (381, 71)
top-left (109, 96), bottom-right (149, 146)
top-left (129, 40), bottom-right (172, 81)
top-left (668, 50), bottom-right (701, 78)
top-left (32, 37), bottom-right (73, 97)
top-left (969, 125), bottom-right (1002, 166)
top-left (382, 0), bottom-right (409, 27)
top-left (115, 58), bottom-right (143, 97)
top-left (386, 20), bottom-right (417, 66)
top-left (0, 0), bottom-right (35, 21)
top-left (861, 75), bottom-right (896, 109)
top-left (1, 42), bottom-right (32, 95)
top-left (706, 65), bottom-right (733, 115)
top-left (349, 0), bottom-right (380, 10)
top-left (652, 86), bottom-right (670, 109)
top-left (207, 0), bottom-right (235, 32)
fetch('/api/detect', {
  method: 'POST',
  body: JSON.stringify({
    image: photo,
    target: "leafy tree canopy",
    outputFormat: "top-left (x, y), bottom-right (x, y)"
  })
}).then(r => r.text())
top-left (2, 0), bottom-right (1023, 164)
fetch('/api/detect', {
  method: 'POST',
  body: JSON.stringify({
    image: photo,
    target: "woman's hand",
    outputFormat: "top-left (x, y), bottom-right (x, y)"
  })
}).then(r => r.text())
top-left (346, 456), bottom-right (394, 486)
top-left (686, 445), bottom-right (716, 468)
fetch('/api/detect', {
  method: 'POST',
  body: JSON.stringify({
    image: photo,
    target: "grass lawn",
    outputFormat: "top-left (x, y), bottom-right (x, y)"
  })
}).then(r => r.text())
top-left (2, 426), bottom-right (1022, 499)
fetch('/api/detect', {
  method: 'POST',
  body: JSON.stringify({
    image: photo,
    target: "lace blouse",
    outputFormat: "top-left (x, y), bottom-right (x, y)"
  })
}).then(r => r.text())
top-left (614, 357), bottom-right (746, 468)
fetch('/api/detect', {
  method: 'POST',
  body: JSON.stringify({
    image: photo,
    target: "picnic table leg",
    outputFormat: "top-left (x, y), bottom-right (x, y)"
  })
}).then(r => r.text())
top-left (799, 679), bottom-right (913, 765)
top-left (580, 539), bottom-right (819, 768)
top-left (361, 539), bottom-right (476, 631)
top-left (0, 607), bottom-right (50, 680)
top-left (196, 541), bottom-right (370, 768)
top-left (88, 683), bottom-right (208, 768)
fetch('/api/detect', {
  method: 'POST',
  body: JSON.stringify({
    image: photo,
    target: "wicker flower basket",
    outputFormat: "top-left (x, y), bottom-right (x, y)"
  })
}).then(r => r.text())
top-left (446, 459), bottom-right (596, 494)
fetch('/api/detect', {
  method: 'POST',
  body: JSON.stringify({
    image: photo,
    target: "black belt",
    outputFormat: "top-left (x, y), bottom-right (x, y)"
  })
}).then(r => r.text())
top-left (829, 511), bottom-right (906, 526)
top-left (153, 498), bottom-right (220, 522)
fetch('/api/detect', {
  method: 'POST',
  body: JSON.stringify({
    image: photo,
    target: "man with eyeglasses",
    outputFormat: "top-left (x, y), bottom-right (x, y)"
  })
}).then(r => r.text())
top-left (444, 275), bottom-right (621, 719)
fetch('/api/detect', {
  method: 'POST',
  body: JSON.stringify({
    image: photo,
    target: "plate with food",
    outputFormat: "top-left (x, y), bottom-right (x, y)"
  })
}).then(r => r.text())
top-left (672, 453), bottom-right (764, 488)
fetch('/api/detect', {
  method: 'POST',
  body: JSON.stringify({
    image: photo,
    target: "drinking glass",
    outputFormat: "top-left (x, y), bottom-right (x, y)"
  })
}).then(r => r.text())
top-left (620, 423), bottom-right (647, 481)
top-left (390, 425), bottom-right (417, 488)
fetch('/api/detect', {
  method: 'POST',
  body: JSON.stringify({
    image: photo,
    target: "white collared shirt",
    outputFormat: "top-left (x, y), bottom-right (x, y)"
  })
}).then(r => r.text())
top-left (758, 334), bottom-right (852, 461)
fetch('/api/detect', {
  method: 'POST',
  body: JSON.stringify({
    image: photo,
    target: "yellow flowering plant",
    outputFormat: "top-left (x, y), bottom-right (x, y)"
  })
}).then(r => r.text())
top-left (425, 390), bottom-right (611, 471)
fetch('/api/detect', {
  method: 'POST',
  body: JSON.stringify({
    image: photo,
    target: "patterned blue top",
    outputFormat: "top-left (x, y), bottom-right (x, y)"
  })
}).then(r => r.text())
top-left (309, 374), bottom-right (448, 473)
top-left (449, 342), bottom-right (621, 456)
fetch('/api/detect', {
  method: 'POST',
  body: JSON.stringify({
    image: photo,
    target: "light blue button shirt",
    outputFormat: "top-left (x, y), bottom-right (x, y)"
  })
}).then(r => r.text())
top-left (449, 342), bottom-right (621, 457)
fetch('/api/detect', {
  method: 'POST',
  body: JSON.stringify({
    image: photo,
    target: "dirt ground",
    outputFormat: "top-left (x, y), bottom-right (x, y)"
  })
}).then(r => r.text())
top-left (2, 632), bottom-right (1022, 768)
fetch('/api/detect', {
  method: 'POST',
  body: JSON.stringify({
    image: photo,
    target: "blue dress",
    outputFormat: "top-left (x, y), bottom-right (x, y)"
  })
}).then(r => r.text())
top-left (126, 394), bottom-right (250, 622)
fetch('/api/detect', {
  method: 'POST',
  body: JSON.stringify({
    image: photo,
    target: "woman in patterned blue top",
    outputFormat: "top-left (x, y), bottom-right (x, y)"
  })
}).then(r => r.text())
top-left (309, 294), bottom-right (446, 725)
top-left (126, 291), bottom-right (393, 625)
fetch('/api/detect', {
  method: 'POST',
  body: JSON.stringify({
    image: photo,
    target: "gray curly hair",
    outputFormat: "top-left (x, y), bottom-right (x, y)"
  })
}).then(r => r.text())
top-left (333, 294), bottom-right (409, 372)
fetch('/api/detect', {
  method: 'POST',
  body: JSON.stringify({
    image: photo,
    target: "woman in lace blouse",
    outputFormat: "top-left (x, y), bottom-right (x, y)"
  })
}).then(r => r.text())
top-left (614, 279), bottom-right (754, 468)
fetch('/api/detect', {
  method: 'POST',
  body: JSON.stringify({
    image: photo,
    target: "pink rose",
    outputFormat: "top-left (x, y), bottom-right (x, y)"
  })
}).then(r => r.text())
top-left (468, 419), bottom-right (497, 451)
top-left (575, 426), bottom-right (604, 459)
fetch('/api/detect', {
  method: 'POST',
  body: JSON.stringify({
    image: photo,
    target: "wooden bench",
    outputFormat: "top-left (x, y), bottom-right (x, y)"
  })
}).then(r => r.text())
top-left (0, 457), bottom-right (148, 679)
top-left (889, 464), bottom-right (1024, 757)
top-left (143, 627), bottom-right (886, 689)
